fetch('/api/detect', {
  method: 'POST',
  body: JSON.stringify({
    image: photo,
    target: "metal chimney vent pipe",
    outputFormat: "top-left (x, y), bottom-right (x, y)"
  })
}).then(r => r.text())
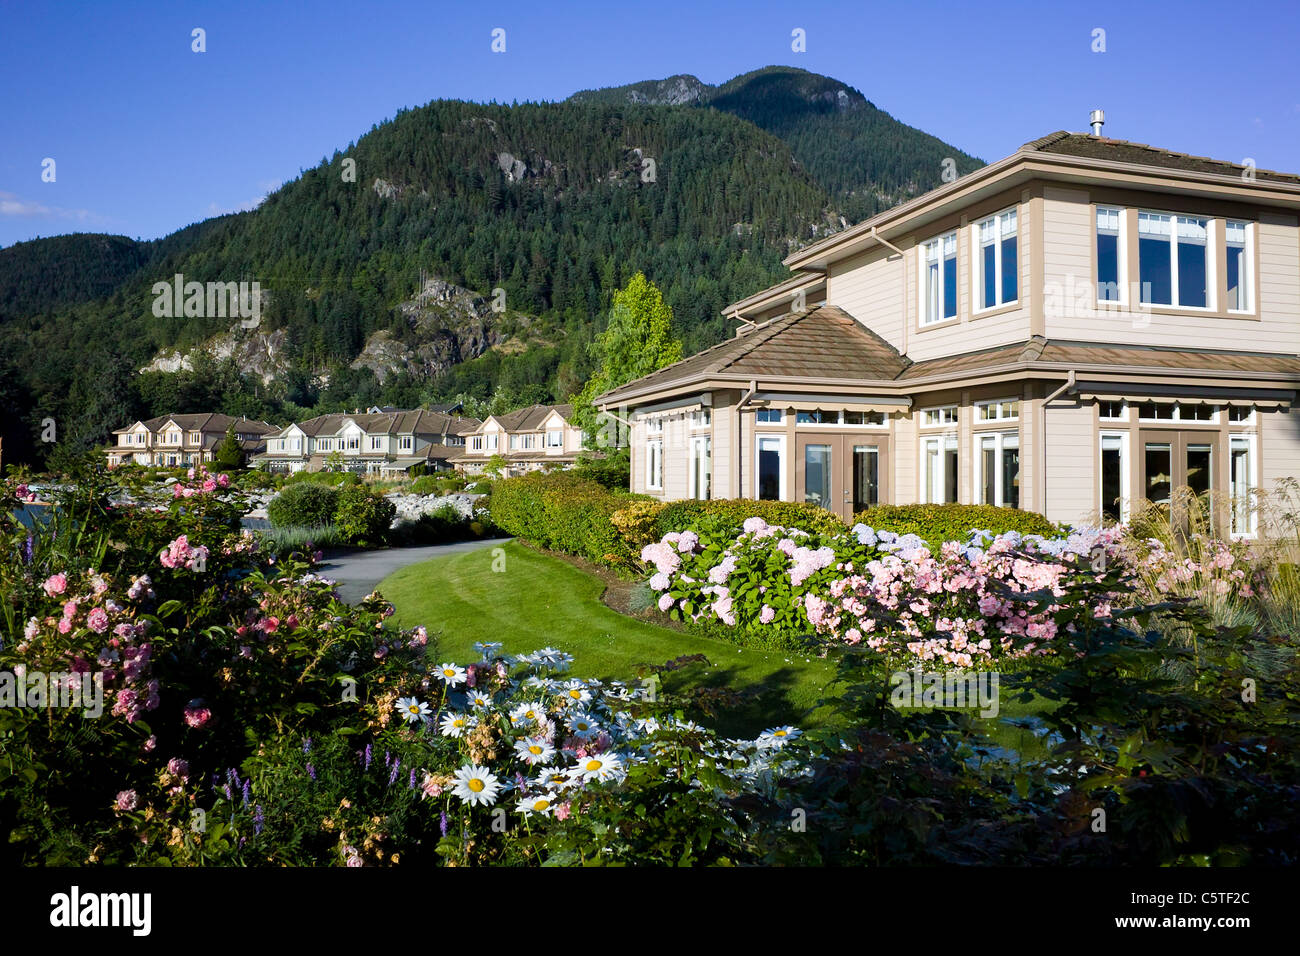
top-left (1089, 109), bottom-right (1105, 136)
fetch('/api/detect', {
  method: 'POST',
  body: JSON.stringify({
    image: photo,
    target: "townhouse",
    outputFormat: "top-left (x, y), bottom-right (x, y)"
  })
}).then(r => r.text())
top-left (598, 115), bottom-right (1300, 536)
top-left (254, 408), bottom-right (480, 474)
top-left (449, 404), bottom-right (584, 477)
top-left (106, 414), bottom-right (276, 467)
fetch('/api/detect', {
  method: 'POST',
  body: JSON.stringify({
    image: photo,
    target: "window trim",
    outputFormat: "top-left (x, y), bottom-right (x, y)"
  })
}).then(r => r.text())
top-left (920, 434), bottom-right (959, 505)
top-left (1099, 430), bottom-right (1131, 524)
top-left (976, 431), bottom-right (1021, 508)
top-left (919, 229), bottom-right (959, 327)
top-left (918, 405), bottom-right (959, 429)
top-left (1229, 432), bottom-right (1258, 538)
top-left (1136, 401), bottom-right (1220, 424)
top-left (972, 206), bottom-right (1020, 313)
top-left (1136, 209), bottom-right (1214, 311)
top-left (645, 438), bottom-right (663, 491)
top-left (1095, 204), bottom-right (1127, 305)
top-left (1225, 219), bottom-right (1255, 314)
top-left (688, 435), bottom-right (712, 500)
top-left (974, 398), bottom-right (1020, 424)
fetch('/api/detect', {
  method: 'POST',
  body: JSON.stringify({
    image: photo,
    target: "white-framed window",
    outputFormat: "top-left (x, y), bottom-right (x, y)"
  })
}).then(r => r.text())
top-left (755, 434), bottom-right (785, 501)
top-left (977, 432), bottom-right (1020, 508)
top-left (690, 409), bottom-right (711, 429)
top-left (319, 438), bottom-right (332, 452)
top-left (921, 435), bottom-right (958, 504)
top-left (486, 434), bottom-right (499, 451)
top-left (755, 408), bottom-right (783, 424)
top-left (1096, 206), bottom-right (1125, 303)
top-left (975, 399), bottom-right (1019, 422)
top-left (400, 436), bottom-right (413, 451)
top-left (1226, 220), bottom-right (1253, 312)
top-left (509, 434), bottom-right (521, 450)
top-left (371, 436), bottom-right (385, 451)
top-left (689, 436), bottom-right (712, 500)
top-left (546, 429), bottom-right (564, 447)
top-left (1137, 401), bottom-right (1218, 422)
top-left (974, 208), bottom-right (1018, 310)
top-left (1100, 432), bottom-right (1130, 524)
top-left (1227, 405), bottom-right (1256, 424)
top-left (1230, 433), bottom-right (1257, 537)
top-left (921, 231), bottom-right (958, 326)
top-left (1098, 400), bottom-right (1127, 420)
top-left (471, 436), bottom-right (483, 451)
top-left (646, 439), bottom-right (663, 491)
top-left (188, 431), bottom-right (200, 444)
top-left (291, 438), bottom-right (302, 452)
top-left (795, 409), bottom-right (886, 426)
top-left (919, 405), bottom-right (959, 428)
top-left (1138, 211), bottom-right (1210, 308)
top-left (347, 437), bottom-right (359, 450)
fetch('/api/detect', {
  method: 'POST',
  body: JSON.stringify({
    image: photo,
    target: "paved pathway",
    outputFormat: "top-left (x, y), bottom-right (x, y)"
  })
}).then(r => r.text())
top-left (318, 538), bottom-right (507, 604)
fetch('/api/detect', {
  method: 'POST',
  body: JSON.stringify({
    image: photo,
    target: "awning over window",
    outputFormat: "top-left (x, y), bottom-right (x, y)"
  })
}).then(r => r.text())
top-left (1078, 391), bottom-right (1291, 410)
top-left (751, 391), bottom-right (911, 412)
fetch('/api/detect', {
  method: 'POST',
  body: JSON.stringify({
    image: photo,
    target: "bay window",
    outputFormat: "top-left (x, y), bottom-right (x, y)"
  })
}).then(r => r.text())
top-left (1226, 220), bottom-right (1252, 312)
top-left (1096, 206), bottom-right (1123, 302)
top-left (1138, 212), bottom-right (1209, 308)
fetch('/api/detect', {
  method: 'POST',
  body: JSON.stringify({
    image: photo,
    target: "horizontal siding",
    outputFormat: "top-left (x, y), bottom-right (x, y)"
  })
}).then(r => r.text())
top-left (893, 413), bottom-right (917, 505)
top-left (1044, 400), bottom-right (1095, 525)
top-left (828, 245), bottom-right (905, 351)
top-left (1042, 187), bottom-right (1300, 351)
top-left (1261, 407), bottom-right (1300, 490)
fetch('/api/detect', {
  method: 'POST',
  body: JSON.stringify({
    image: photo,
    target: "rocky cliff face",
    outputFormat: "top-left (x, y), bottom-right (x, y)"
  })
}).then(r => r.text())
top-left (140, 277), bottom-right (523, 386)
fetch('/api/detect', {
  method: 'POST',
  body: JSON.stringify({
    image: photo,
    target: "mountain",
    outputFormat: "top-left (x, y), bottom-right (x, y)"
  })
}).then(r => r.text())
top-left (571, 66), bottom-right (985, 220)
top-left (0, 67), bottom-right (983, 468)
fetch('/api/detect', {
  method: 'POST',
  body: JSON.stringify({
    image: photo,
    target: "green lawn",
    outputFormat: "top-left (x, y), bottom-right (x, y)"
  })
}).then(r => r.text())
top-left (377, 540), bottom-right (1053, 751)
top-left (377, 540), bottom-right (842, 737)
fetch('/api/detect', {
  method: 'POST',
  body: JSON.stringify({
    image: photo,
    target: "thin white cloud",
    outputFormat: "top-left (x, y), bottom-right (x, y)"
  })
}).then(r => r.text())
top-left (0, 190), bottom-right (103, 222)
top-left (206, 180), bottom-right (282, 217)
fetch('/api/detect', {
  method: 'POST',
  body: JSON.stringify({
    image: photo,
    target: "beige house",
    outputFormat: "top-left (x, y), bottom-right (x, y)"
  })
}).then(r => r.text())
top-left (598, 118), bottom-right (1300, 536)
top-left (450, 404), bottom-right (584, 477)
top-left (254, 408), bottom-right (480, 474)
top-left (106, 414), bottom-right (275, 467)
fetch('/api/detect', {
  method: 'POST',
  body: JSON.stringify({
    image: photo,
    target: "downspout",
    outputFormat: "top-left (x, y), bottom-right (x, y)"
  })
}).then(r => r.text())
top-left (1040, 370), bottom-right (1078, 519)
top-left (735, 381), bottom-right (758, 498)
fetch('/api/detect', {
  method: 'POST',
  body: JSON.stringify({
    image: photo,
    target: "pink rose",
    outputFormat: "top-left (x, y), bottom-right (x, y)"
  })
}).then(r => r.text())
top-left (115, 789), bottom-right (139, 811)
top-left (87, 607), bottom-right (110, 634)
top-left (43, 573), bottom-right (67, 597)
top-left (183, 706), bottom-right (212, 729)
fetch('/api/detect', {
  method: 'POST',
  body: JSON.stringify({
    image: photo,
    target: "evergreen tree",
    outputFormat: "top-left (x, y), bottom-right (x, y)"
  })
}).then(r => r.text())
top-left (213, 423), bottom-right (244, 469)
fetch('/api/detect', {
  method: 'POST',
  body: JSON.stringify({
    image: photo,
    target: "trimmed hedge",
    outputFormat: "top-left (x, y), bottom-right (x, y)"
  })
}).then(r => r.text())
top-left (267, 484), bottom-right (341, 529)
top-left (852, 503), bottom-right (1059, 547)
top-left (656, 499), bottom-right (846, 539)
top-left (488, 472), bottom-right (644, 568)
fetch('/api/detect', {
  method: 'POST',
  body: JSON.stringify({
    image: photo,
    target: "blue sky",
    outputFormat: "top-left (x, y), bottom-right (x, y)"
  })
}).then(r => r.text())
top-left (2, 0), bottom-right (1296, 248)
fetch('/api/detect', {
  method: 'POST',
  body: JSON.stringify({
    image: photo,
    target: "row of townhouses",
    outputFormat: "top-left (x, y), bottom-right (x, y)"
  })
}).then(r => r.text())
top-left (598, 116), bottom-right (1300, 538)
top-left (105, 414), bottom-right (277, 467)
top-left (106, 404), bottom-right (586, 477)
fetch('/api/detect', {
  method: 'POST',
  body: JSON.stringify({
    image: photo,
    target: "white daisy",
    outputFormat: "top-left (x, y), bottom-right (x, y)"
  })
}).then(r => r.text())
top-left (757, 726), bottom-right (801, 749)
top-left (569, 752), bottom-right (625, 783)
top-left (515, 792), bottom-right (557, 817)
top-left (532, 768), bottom-right (573, 792)
top-left (513, 736), bottom-right (556, 766)
top-left (394, 697), bottom-right (431, 724)
top-left (473, 641), bottom-right (504, 660)
top-left (559, 681), bottom-right (592, 705)
top-left (566, 711), bottom-right (601, 739)
top-left (436, 663), bottom-right (467, 687)
top-left (439, 712), bottom-right (475, 738)
top-left (466, 690), bottom-right (493, 709)
top-left (509, 701), bottom-right (547, 726)
top-left (451, 764), bottom-right (501, 807)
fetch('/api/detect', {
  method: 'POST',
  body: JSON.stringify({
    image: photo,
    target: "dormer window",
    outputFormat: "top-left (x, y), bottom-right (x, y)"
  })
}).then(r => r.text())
top-left (975, 208), bottom-right (1018, 310)
top-left (921, 231), bottom-right (958, 325)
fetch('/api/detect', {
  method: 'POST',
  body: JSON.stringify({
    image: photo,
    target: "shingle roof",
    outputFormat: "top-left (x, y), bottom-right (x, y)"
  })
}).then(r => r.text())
top-left (130, 413), bottom-right (276, 435)
top-left (598, 306), bottom-right (910, 402)
top-left (1024, 131), bottom-right (1300, 185)
top-left (277, 409), bottom-right (480, 439)
top-left (486, 404), bottom-right (574, 432)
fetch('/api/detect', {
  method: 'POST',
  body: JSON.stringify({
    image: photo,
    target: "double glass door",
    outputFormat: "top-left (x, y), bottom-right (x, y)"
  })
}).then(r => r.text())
top-left (1140, 430), bottom-right (1213, 506)
top-left (796, 434), bottom-right (886, 519)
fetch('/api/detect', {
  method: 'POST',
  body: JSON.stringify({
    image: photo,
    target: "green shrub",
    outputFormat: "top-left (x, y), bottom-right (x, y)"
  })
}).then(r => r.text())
top-left (237, 470), bottom-right (277, 492)
top-left (410, 473), bottom-right (466, 495)
top-left (334, 485), bottom-right (397, 546)
top-left (852, 503), bottom-right (1058, 548)
top-left (656, 499), bottom-right (846, 540)
top-left (572, 447), bottom-right (631, 491)
top-left (489, 472), bottom-right (643, 568)
top-left (283, 469), bottom-right (361, 488)
top-left (465, 480), bottom-right (491, 495)
top-left (267, 483), bottom-right (341, 529)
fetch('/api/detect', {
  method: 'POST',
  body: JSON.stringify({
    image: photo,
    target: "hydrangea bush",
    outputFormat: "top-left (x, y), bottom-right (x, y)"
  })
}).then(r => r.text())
top-left (644, 517), bottom-right (1130, 665)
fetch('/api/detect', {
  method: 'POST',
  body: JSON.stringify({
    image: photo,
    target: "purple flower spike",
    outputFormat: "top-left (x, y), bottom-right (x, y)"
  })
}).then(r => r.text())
top-left (439, 811), bottom-right (449, 837)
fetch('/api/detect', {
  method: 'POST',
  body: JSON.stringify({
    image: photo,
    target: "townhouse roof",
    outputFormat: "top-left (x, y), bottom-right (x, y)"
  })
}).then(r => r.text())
top-left (482, 403), bottom-right (575, 432)
top-left (1025, 131), bottom-right (1300, 186)
top-left (114, 414), bottom-right (276, 436)
top-left (273, 409), bottom-right (481, 439)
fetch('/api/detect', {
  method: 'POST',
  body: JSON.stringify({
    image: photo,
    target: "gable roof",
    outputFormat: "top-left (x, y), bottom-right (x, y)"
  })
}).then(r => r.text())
top-left (273, 409), bottom-right (481, 440)
top-left (131, 413), bottom-right (275, 435)
top-left (597, 305), bottom-right (910, 404)
top-left (482, 404), bottom-right (575, 432)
